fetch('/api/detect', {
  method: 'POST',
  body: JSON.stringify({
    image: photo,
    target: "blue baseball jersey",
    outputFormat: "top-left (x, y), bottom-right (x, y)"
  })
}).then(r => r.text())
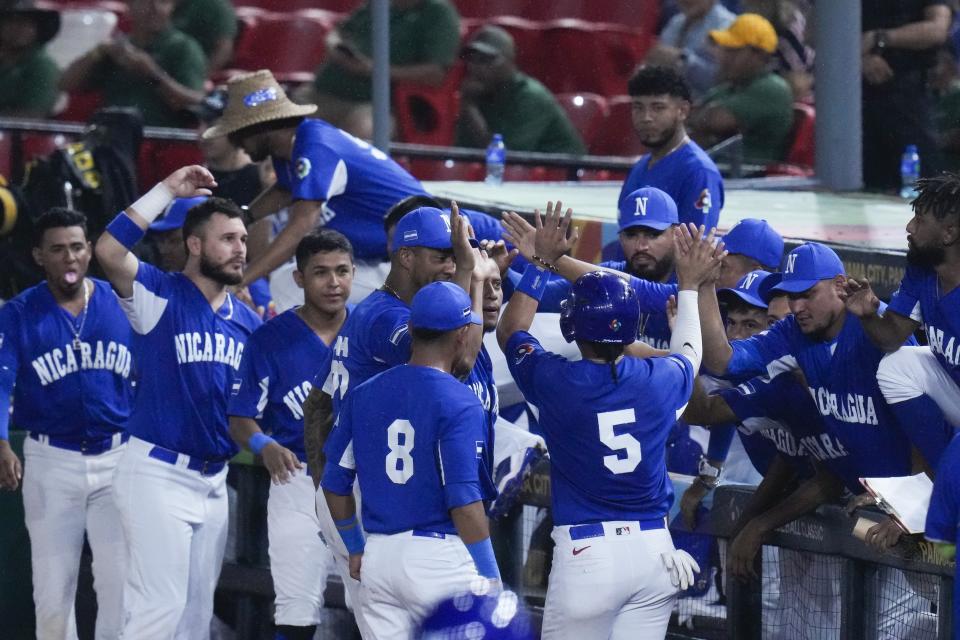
top-left (227, 308), bottom-right (343, 462)
top-left (888, 265), bottom-right (960, 388)
top-left (724, 310), bottom-right (916, 480)
top-left (322, 365), bottom-right (497, 534)
top-left (619, 141), bottom-right (724, 231)
top-left (506, 331), bottom-right (695, 525)
top-left (119, 262), bottom-right (261, 460)
top-left (0, 279), bottom-right (134, 441)
top-left (321, 289), bottom-right (410, 416)
top-left (273, 118), bottom-right (429, 260)
top-left (464, 343), bottom-right (499, 436)
top-left (721, 372), bottom-right (862, 491)
top-left (926, 432), bottom-right (960, 637)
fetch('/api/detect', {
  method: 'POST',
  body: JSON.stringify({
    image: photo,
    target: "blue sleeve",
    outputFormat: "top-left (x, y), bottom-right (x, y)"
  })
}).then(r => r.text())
top-left (0, 304), bottom-right (20, 440)
top-left (504, 331), bottom-right (553, 406)
top-left (705, 423), bottom-right (736, 462)
top-left (886, 266), bottom-right (924, 323)
top-left (134, 260), bottom-right (175, 297)
top-left (321, 397), bottom-right (357, 496)
top-left (290, 123), bottom-right (341, 202)
top-left (926, 434), bottom-right (960, 544)
top-left (719, 375), bottom-right (784, 422)
top-left (725, 318), bottom-right (797, 379)
top-left (369, 307), bottom-right (412, 367)
top-left (677, 166), bottom-right (723, 232)
top-left (627, 275), bottom-right (678, 314)
top-left (439, 400), bottom-right (493, 509)
top-left (226, 331), bottom-right (270, 420)
top-left (273, 157), bottom-right (292, 191)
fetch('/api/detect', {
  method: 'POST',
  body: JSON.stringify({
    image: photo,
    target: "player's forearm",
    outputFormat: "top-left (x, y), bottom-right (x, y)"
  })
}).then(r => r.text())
top-left (859, 312), bottom-right (915, 353)
top-left (242, 204), bottom-right (319, 286)
top-left (670, 289), bottom-right (702, 371)
top-left (624, 342), bottom-right (668, 358)
top-left (451, 500), bottom-right (491, 545)
top-left (681, 378), bottom-right (736, 425)
top-left (227, 416), bottom-right (262, 449)
top-left (699, 284), bottom-right (733, 375)
top-left (555, 254), bottom-right (622, 285)
top-left (303, 387), bottom-right (334, 486)
top-left (733, 456), bottom-right (796, 536)
top-left (750, 466), bottom-right (842, 536)
top-left (496, 272), bottom-right (541, 350)
top-left (324, 488), bottom-right (357, 522)
top-left (98, 187), bottom-right (172, 296)
top-left (247, 183), bottom-right (293, 222)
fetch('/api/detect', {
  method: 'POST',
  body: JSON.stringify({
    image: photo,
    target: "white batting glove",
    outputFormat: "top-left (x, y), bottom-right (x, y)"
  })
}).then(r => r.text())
top-left (660, 549), bottom-right (701, 591)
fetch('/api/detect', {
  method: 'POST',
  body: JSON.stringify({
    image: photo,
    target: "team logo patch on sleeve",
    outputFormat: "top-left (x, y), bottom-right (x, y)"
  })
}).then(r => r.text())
top-left (295, 157), bottom-right (312, 179)
top-left (514, 343), bottom-right (535, 364)
top-left (695, 188), bottom-right (712, 213)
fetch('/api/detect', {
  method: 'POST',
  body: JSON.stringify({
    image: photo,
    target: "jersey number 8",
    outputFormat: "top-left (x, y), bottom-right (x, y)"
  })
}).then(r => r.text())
top-left (386, 419), bottom-right (415, 484)
top-left (599, 409), bottom-right (642, 474)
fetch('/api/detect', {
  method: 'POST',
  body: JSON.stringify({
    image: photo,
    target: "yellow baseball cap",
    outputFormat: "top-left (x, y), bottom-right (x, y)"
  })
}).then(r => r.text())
top-left (709, 13), bottom-right (778, 54)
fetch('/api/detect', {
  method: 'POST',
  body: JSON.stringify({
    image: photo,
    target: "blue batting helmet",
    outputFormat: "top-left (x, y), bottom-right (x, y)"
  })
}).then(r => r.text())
top-left (419, 589), bottom-right (534, 639)
top-left (559, 271), bottom-right (640, 344)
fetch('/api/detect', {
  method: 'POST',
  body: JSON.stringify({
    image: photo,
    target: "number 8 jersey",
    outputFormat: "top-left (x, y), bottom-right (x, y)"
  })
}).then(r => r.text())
top-left (505, 331), bottom-right (695, 526)
top-left (321, 365), bottom-right (497, 534)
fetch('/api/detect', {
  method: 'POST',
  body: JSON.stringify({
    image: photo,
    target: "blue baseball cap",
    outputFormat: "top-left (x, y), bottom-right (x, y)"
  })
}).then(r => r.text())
top-left (718, 270), bottom-right (773, 309)
top-left (149, 196), bottom-right (208, 232)
top-left (410, 281), bottom-right (481, 332)
top-left (758, 272), bottom-right (783, 303)
top-left (772, 242), bottom-right (845, 294)
top-left (721, 218), bottom-right (784, 269)
top-left (394, 207), bottom-right (454, 250)
top-left (617, 187), bottom-right (679, 232)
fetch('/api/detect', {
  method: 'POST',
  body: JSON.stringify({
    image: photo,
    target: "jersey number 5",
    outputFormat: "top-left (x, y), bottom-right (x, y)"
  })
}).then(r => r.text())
top-left (598, 409), bottom-right (642, 474)
top-left (386, 419), bottom-right (415, 484)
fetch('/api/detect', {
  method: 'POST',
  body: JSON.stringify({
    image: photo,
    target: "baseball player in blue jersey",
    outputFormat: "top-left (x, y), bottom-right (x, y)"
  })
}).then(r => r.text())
top-left (202, 70), bottom-right (431, 303)
top-left (0, 208), bottom-right (134, 640)
top-left (96, 167), bottom-right (262, 639)
top-left (716, 217), bottom-right (785, 287)
top-left (322, 278), bottom-right (499, 638)
top-left (496, 206), bottom-right (724, 638)
top-left (925, 433), bottom-right (960, 639)
top-left (620, 65), bottom-right (724, 231)
top-left (226, 229), bottom-right (354, 640)
top-left (844, 173), bottom-right (960, 458)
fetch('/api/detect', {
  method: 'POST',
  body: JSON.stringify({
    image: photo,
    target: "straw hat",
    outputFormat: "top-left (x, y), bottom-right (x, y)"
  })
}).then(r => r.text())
top-left (201, 70), bottom-right (317, 139)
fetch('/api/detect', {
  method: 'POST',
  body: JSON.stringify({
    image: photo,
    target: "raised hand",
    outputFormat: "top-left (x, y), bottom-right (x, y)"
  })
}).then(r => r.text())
top-left (450, 201), bottom-right (477, 276)
top-left (842, 276), bottom-right (881, 317)
top-left (162, 165), bottom-right (217, 199)
top-left (674, 223), bottom-right (727, 290)
top-left (480, 238), bottom-right (519, 276)
top-left (534, 200), bottom-right (579, 264)
top-left (500, 211), bottom-right (537, 262)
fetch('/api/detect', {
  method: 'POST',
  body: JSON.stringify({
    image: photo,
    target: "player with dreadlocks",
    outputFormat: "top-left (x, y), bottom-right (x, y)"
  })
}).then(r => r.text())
top-left (844, 171), bottom-right (960, 457)
top-left (496, 202), bottom-right (725, 639)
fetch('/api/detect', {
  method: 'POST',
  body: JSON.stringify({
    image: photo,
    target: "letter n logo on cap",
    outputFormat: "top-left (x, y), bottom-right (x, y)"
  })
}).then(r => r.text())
top-left (785, 254), bottom-right (797, 274)
top-left (741, 272), bottom-right (758, 289)
top-left (634, 197), bottom-right (648, 217)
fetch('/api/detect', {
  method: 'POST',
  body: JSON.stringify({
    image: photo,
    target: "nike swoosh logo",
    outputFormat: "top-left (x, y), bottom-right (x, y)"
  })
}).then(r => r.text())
top-left (572, 546), bottom-right (591, 556)
top-left (683, 342), bottom-right (694, 351)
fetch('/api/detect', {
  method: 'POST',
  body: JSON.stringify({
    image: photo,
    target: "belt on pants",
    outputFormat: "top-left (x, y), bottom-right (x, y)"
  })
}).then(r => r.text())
top-left (412, 530), bottom-right (448, 539)
top-left (147, 444), bottom-right (228, 476)
top-left (29, 431), bottom-right (129, 455)
top-left (569, 518), bottom-right (666, 541)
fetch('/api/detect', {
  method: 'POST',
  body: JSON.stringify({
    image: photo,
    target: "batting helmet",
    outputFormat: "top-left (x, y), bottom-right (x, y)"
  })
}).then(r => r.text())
top-left (419, 589), bottom-right (534, 640)
top-left (559, 271), bottom-right (640, 344)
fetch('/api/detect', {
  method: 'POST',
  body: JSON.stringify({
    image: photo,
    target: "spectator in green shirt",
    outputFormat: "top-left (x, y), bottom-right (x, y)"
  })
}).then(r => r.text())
top-left (690, 13), bottom-right (794, 165)
top-left (454, 25), bottom-right (586, 155)
top-left (59, 0), bottom-right (205, 128)
top-left (0, 0), bottom-right (60, 118)
top-left (172, 0), bottom-right (236, 73)
top-left (303, 0), bottom-right (461, 139)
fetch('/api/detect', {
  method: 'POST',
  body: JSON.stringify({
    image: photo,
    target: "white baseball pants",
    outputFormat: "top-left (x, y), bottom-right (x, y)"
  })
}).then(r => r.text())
top-left (541, 521), bottom-right (678, 640)
top-left (267, 468), bottom-right (333, 626)
top-left (22, 435), bottom-right (127, 640)
top-left (877, 346), bottom-right (960, 425)
top-left (113, 437), bottom-right (228, 640)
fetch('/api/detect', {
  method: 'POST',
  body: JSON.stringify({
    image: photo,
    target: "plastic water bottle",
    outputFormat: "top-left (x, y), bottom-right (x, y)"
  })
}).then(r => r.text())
top-left (900, 144), bottom-right (920, 200)
top-left (485, 133), bottom-right (506, 186)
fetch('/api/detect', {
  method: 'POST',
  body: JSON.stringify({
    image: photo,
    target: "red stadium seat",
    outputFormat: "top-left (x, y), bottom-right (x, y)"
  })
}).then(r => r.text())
top-left (233, 0), bottom-right (355, 10)
top-left (483, 16), bottom-right (546, 82)
top-left (557, 93), bottom-right (608, 147)
top-left (451, 0), bottom-right (659, 28)
top-left (137, 140), bottom-right (205, 193)
top-left (231, 9), bottom-right (335, 81)
top-left (539, 20), bottom-right (651, 97)
top-left (592, 95), bottom-right (646, 157)
top-left (408, 157), bottom-right (485, 182)
top-left (393, 64), bottom-right (464, 146)
top-left (55, 91), bottom-right (104, 123)
top-left (766, 103), bottom-right (816, 177)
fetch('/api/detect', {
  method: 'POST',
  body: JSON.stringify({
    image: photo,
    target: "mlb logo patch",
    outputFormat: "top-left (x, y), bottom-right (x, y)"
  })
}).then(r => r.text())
top-left (243, 87), bottom-right (278, 108)
top-left (514, 343), bottom-right (535, 364)
top-left (615, 526), bottom-right (631, 536)
top-left (609, 318), bottom-right (621, 331)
